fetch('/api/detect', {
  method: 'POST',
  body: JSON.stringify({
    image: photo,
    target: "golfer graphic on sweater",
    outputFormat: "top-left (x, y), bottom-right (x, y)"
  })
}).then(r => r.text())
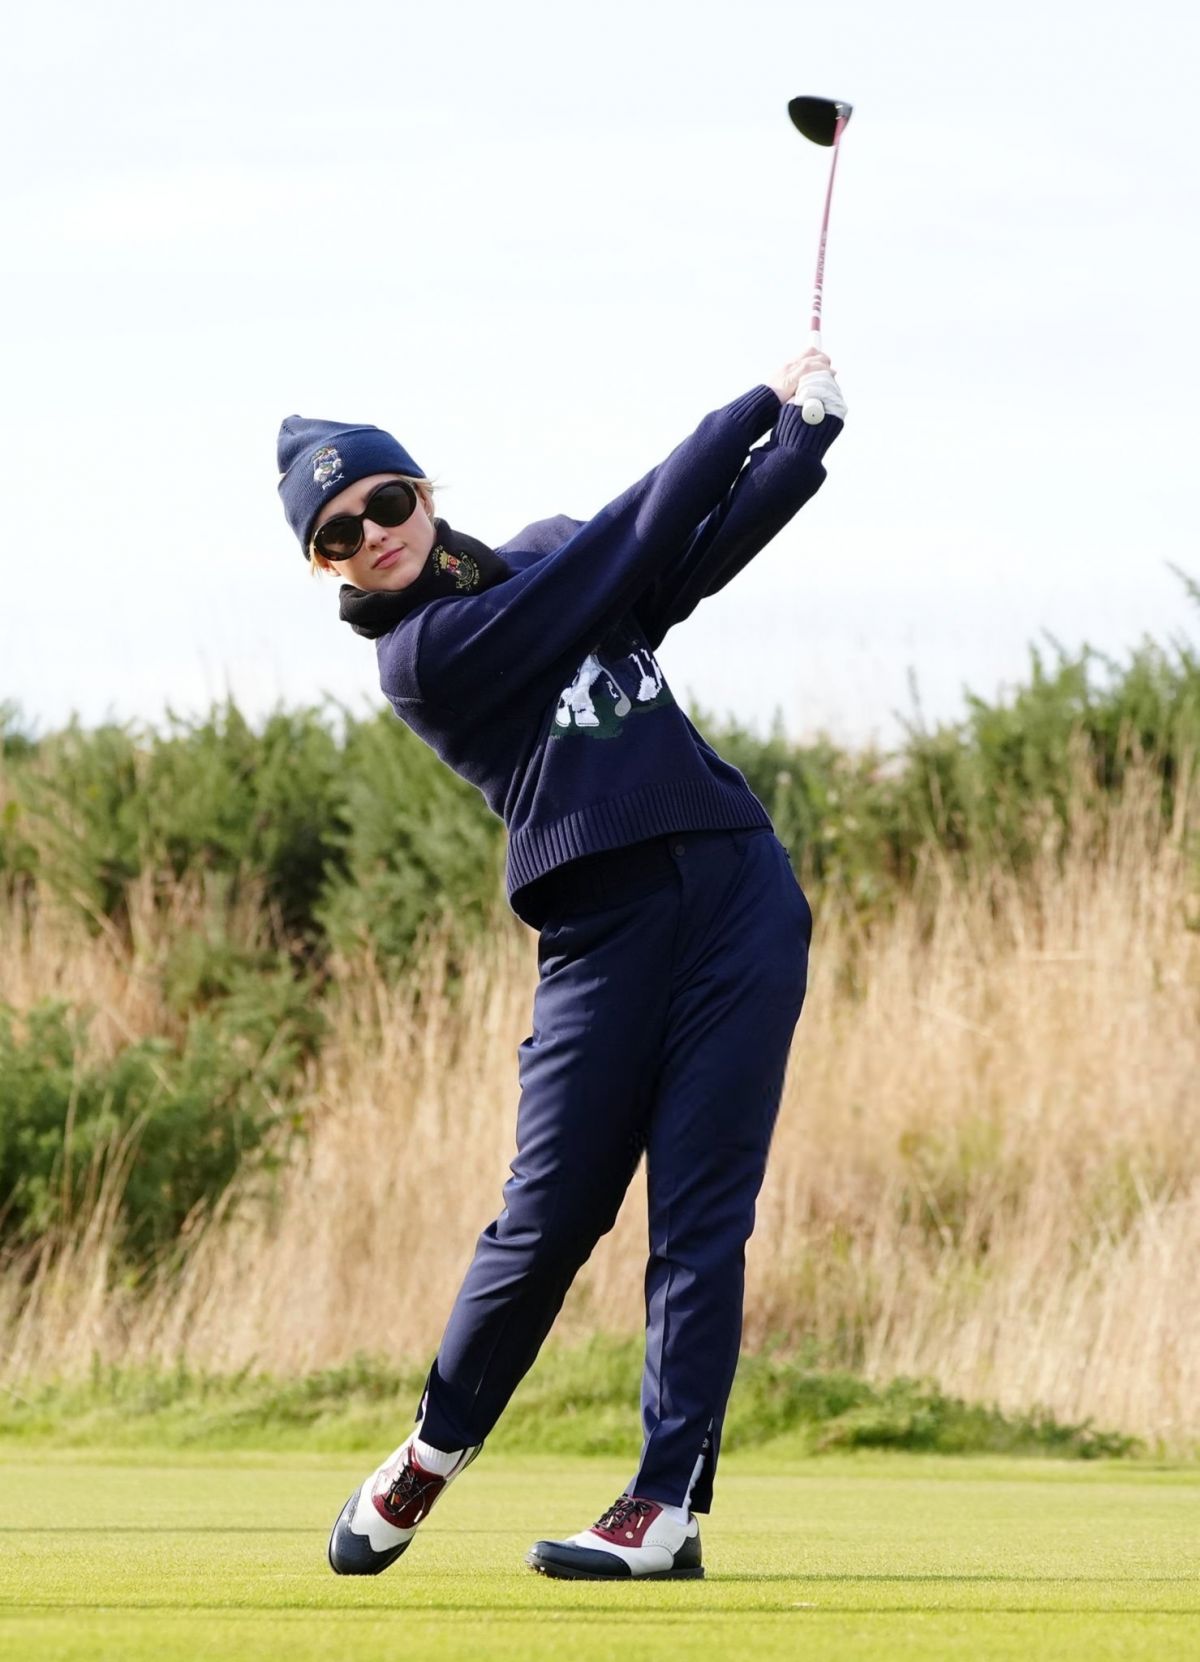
top-left (556, 652), bottom-right (626, 729)
top-left (554, 637), bottom-right (670, 733)
top-left (276, 344), bottom-right (846, 1581)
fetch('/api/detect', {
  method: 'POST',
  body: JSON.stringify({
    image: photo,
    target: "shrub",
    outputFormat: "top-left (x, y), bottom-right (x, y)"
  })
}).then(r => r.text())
top-left (316, 711), bottom-right (505, 968)
top-left (0, 967), bottom-right (324, 1262)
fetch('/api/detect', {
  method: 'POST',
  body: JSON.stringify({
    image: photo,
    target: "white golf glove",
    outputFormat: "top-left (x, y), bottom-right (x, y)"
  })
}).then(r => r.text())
top-left (790, 369), bottom-right (847, 423)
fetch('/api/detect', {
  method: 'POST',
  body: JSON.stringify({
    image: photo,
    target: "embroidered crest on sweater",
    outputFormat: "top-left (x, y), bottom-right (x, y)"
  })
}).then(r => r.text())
top-left (552, 636), bottom-right (674, 740)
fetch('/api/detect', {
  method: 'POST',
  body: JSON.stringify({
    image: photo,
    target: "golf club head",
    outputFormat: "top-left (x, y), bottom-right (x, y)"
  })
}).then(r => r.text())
top-left (788, 96), bottom-right (853, 146)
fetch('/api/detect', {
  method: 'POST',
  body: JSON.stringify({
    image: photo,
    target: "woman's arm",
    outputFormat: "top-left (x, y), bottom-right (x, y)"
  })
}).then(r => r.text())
top-left (633, 346), bottom-right (846, 647)
top-left (634, 402), bottom-right (843, 649)
top-left (389, 385), bottom-right (781, 707)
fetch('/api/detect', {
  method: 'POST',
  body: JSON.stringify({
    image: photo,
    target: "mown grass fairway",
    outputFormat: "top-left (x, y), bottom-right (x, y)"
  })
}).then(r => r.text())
top-left (1, 1450), bottom-right (1196, 1661)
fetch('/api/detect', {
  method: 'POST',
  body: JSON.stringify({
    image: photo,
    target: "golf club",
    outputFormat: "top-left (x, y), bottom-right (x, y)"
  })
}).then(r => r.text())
top-left (787, 95), bottom-right (853, 423)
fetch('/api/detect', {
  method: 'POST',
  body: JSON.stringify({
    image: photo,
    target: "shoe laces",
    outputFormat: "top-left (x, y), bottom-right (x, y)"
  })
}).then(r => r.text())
top-left (381, 1457), bottom-right (439, 1513)
top-left (594, 1495), bottom-right (654, 1533)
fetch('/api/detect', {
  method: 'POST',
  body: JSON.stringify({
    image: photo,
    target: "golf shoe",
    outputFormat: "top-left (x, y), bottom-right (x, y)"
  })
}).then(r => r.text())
top-left (327, 1433), bottom-right (478, 1575)
top-left (526, 1494), bottom-right (703, 1580)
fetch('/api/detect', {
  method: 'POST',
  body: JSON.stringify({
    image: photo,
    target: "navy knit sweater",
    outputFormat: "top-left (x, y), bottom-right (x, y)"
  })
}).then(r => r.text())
top-left (376, 385), bottom-right (842, 923)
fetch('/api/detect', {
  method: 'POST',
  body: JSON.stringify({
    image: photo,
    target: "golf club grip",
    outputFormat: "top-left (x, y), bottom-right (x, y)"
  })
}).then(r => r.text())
top-left (802, 329), bottom-right (825, 423)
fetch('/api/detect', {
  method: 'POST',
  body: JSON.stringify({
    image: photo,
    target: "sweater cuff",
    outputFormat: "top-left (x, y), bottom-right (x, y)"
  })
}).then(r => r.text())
top-left (725, 384), bottom-right (788, 441)
top-left (774, 404), bottom-right (844, 460)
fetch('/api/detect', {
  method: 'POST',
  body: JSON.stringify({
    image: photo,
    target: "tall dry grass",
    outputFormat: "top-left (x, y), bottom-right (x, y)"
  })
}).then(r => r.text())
top-left (2, 768), bottom-right (1198, 1449)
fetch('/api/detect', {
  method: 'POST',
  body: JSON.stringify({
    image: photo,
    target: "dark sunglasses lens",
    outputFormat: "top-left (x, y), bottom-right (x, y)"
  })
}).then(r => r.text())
top-left (364, 482), bottom-right (417, 528)
top-left (314, 516), bottom-right (362, 559)
top-left (313, 482), bottom-right (417, 561)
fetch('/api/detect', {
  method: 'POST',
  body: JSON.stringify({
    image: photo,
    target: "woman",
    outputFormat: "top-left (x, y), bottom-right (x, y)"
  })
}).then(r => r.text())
top-left (276, 347), bottom-right (846, 1581)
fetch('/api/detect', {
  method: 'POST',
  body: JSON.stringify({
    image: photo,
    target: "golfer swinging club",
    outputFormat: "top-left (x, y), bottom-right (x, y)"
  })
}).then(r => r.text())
top-left (276, 345), bottom-right (846, 1581)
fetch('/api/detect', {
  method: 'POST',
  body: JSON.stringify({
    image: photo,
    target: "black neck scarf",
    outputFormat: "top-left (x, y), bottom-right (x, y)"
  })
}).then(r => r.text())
top-left (338, 519), bottom-right (510, 640)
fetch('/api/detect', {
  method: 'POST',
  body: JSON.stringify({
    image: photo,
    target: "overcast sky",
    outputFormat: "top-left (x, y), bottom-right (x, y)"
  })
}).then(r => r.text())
top-left (2, 0), bottom-right (1196, 747)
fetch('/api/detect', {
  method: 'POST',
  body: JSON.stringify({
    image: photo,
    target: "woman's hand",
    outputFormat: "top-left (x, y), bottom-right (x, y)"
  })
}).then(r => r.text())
top-left (768, 345), bottom-right (834, 403)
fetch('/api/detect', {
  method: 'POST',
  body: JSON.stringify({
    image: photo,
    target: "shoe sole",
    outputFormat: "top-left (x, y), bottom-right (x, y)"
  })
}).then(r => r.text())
top-left (525, 1548), bottom-right (704, 1581)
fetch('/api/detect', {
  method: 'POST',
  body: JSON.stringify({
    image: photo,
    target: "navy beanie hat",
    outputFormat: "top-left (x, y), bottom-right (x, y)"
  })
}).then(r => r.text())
top-left (277, 415), bottom-right (424, 558)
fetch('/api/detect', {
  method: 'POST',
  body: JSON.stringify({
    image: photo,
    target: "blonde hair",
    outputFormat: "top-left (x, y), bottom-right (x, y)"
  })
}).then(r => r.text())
top-left (308, 475), bottom-right (438, 578)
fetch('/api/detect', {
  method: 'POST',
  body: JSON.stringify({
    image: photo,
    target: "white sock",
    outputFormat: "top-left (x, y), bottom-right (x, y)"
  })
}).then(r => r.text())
top-left (661, 1503), bottom-right (691, 1527)
top-left (412, 1435), bottom-right (465, 1477)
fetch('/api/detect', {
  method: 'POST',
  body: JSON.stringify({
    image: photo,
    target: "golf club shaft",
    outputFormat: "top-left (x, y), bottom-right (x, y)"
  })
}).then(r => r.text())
top-left (809, 112), bottom-right (847, 335)
top-left (802, 112), bottom-right (848, 422)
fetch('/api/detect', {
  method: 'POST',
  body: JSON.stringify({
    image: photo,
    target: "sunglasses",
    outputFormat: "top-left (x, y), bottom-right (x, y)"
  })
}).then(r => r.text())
top-left (312, 480), bottom-right (419, 561)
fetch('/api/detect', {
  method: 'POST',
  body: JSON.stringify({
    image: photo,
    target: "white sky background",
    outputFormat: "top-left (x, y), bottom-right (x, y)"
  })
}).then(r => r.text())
top-left (1, 0), bottom-right (1197, 747)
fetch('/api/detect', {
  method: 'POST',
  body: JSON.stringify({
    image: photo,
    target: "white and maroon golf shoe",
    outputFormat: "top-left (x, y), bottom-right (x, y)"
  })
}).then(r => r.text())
top-left (327, 1433), bottom-right (478, 1575)
top-left (526, 1494), bottom-right (703, 1580)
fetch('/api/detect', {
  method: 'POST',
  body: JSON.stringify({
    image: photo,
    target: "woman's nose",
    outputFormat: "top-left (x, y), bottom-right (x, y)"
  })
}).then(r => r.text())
top-left (362, 517), bottom-right (388, 545)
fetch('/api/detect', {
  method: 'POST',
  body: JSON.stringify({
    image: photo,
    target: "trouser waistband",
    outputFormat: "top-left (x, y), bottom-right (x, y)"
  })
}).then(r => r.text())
top-left (523, 829), bottom-right (765, 926)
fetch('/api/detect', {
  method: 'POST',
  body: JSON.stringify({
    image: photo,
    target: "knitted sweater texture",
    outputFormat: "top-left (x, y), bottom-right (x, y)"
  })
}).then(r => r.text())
top-left (375, 386), bottom-right (842, 921)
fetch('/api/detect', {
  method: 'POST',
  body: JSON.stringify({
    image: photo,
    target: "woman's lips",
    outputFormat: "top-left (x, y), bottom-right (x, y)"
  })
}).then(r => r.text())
top-left (373, 546), bottom-right (404, 570)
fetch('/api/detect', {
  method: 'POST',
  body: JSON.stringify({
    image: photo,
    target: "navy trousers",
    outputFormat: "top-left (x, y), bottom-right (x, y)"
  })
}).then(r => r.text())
top-left (417, 827), bottom-right (812, 1512)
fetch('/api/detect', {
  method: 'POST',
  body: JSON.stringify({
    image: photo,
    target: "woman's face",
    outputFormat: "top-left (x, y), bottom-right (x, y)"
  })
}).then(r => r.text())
top-left (312, 473), bottom-right (437, 591)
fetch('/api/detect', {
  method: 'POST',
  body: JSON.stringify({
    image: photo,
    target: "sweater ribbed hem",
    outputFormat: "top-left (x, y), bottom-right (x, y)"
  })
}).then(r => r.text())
top-left (774, 404), bottom-right (844, 458)
top-left (506, 778), bottom-right (772, 903)
top-left (728, 384), bottom-right (785, 438)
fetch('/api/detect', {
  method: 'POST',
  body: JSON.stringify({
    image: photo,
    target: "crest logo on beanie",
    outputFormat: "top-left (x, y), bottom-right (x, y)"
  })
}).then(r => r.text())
top-left (312, 445), bottom-right (344, 490)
